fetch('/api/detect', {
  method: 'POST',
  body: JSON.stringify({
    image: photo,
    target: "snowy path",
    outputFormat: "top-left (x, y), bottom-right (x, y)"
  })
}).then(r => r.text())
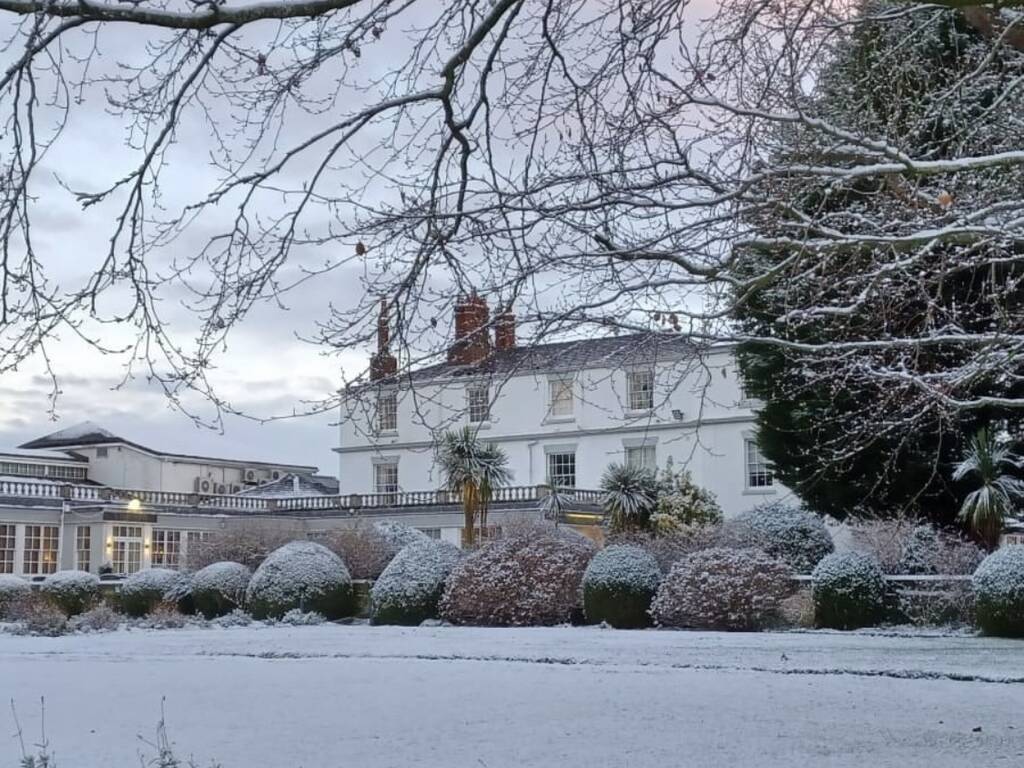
top-left (1, 625), bottom-right (1021, 767)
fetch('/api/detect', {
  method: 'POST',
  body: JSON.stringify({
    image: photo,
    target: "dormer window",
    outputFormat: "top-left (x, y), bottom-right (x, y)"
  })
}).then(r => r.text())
top-left (376, 391), bottom-right (398, 433)
top-left (467, 384), bottom-right (490, 423)
top-left (626, 369), bottom-right (654, 411)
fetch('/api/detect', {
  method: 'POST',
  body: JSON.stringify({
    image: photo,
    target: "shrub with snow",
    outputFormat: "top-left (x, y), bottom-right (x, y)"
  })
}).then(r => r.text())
top-left (245, 541), bottom-right (353, 620)
top-left (68, 604), bottom-right (122, 633)
top-left (190, 562), bottom-right (252, 618)
top-left (327, 520), bottom-right (430, 580)
top-left (7, 598), bottom-right (68, 636)
top-left (185, 522), bottom-right (305, 570)
top-left (811, 552), bottom-right (887, 630)
top-left (119, 568), bottom-right (186, 617)
top-left (371, 539), bottom-right (463, 626)
top-left (582, 545), bottom-right (662, 628)
top-left (40, 570), bottom-right (100, 616)
top-left (0, 574), bottom-right (31, 619)
top-left (897, 524), bottom-right (984, 576)
top-left (726, 502), bottom-right (834, 573)
top-left (972, 545), bottom-right (1024, 637)
top-left (440, 522), bottom-right (596, 626)
top-left (650, 548), bottom-right (793, 630)
top-left (211, 608), bottom-right (254, 628)
top-left (278, 608), bottom-right (327, 626)
top-left (653, 465), bottom-right (723, 530)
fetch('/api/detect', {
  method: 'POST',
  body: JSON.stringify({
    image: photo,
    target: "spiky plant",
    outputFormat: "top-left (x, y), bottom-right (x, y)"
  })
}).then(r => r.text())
top-left (953, 427), bottom-right (1024, 549)
top-left (539, 478), bottom-right (573, 525)
top-left (600, 463), bottom-right (658, 532)
top-left (437, 427), bottom-right (511, 546)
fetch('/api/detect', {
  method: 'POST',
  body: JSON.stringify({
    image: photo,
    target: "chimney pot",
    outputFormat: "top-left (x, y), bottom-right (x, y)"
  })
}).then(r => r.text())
top-left (495, 306), bottom-right (516, 351)
top-left (448, 292), bottom-right (491, 365)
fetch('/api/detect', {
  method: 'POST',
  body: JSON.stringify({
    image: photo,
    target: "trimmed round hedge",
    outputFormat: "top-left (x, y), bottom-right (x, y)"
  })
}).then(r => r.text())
top-left (973, 545), bottom-right (1024, 637)
top-left (371, 540), bottom-right (462, 626)
top-left (650, 547), bottom-right (793, 630)
top-left (811, 551), bottom-right (886, 630)
top-left (582, 545), bottom-right (662, 628)
top-left (245, 541), bottom-right (353, 620)
top-left (728, 502), bottom-right (834, 574)
top-left (191, 562), bottom-right (252, 618)
top-left (0, 574), bottom-right (31, 618)
top-left (120, 568), bottom-right (185, 617)
top-left (40, 570), bottom-right (100, 616)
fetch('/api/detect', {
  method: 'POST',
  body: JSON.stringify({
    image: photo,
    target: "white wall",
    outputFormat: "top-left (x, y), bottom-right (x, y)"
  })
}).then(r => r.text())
top-left (337, 347), bottom-right (791, 517)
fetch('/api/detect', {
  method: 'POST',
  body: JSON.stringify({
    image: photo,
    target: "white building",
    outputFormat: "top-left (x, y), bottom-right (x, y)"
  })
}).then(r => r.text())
top-left (337, 297), bottom-right (788, 519)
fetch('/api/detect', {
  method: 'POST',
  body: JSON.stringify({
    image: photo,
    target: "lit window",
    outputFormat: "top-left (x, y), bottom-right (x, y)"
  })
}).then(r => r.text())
top-left (152, 529), bottom-right (182, 569)
top-left (548, 378), bottom-right (574, 418)
top-left (111, 525), bottom-right (143, 575)
top-left (23, 525), bottom-right (58, 575)
top-left (626, 370), bottom-right (654, 411)
top-left (377, 391), bottom-right (398, 433)
top-left (467, 384), bottom-right (490, 423)
top-left (374, 462), bottom-right (399, 499)
top-left (0, 524), bottom-right (15, 574)
top-left (745, 439), bottom-right (774, 488)
top-left (546, 452), bottom-right (576, 489)
top-left (625, 445), bottom-right (656, 470)
top-left (75, 526), bottom-right (91, 572)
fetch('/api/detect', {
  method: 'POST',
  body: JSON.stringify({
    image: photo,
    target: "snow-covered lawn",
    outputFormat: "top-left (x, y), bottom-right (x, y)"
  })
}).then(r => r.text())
top-left (1, 624), bottom-right (1021, 767)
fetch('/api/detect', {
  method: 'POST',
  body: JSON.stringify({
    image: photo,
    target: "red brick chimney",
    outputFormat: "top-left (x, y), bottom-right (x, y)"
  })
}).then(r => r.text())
top-left (369, 298), bottom-right (398, 381)
top-left (447, 292), bottom-right (491, 365)
top-left (495, 305), bottom-right (516, 351)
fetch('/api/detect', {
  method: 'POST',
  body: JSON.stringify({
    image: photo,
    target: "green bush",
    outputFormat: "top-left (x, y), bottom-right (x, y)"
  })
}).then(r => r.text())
top-left (811, 552), bottom-right (887, 630)
top-left (582, 545), bottom-right (662, 628)
top-left (0, 574), bottom-right (31, 618)
top-left (245, 541), bottom-right (353, 620)
top-left (973, 545), bottom-right (1024, 637)
top-left (727, 502), bottom-right (834, 573)
top-left (119, 569), bottom-right (184, 617)
top-left (370, 540), bottom-right (462, 626)
top-left (190, 562), bottom-right (252, 618)
top-left (39, 571), bottom-right (100, 616)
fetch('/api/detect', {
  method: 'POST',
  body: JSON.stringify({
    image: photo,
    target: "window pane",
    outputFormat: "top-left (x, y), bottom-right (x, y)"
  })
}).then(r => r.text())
top-left (547, 452), bottom-right (576, 489)
top-left (549, 379), bottom-right (573, 417)
top-left (374, 463), bottom-right (399, 497)
top-left (625, 445), bottom-right (655, 470)
top-left (22, 525), bottom-right (58, 575)
top-left (627, 370), bottom-right (654, 411)
top-left (746, 440), bottom-right (774, 488)
top-left (152, 529), bottom-right (182, 569)
top-left (75, 526), bottom-right (91, 573)
top-left (0, 524), bottom-right (15, 574)
top-left (468, 385), bottom-right (490, 423)
top-left (111, 525), bottom-right (144, 575)
top-left (377, 392), bottom-right (398, 432)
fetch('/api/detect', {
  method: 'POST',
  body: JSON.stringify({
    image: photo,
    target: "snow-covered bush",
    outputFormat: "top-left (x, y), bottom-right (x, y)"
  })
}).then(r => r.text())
top-left (119, 568), bottom-right (185, 617)
top-left (0, 574), bottom-right (31, 619)
top-left (652, 466), bottom-right (723, 530)
top-left (726, 502), bottom-right (834, 573)
top-left (133, 603), bottom-right (193, 629)
top-left (440, 521), bottom-right (596, 626)
top-left (606, 526), bottom-right (721, 572)
top-left (190, 561), bottom-right (252, 618)
top-left (245, 541), bottom-right (353, 620)
top-left (371, 539), bottom-right (463, 626)
top-left (186, 522), bottom-right (305, 570)
top-left (811, 552), bottom-right (887, 630)
top-left (7, 598), bottom-right (68, 636)
top-left (972, 546), bottom-right (1024, 637)
top-left (582, 545), bottom-right (662, 628)
top-left (211, 608), bottom-right (254, 628)
top-left (163, 572), bottom-right (196, 615)
top-left (278, 608), bottom-right (327, 626)
top-left (650, 548), bottom-right (793, 630)
top-left (898, 525), bottom-right (983, 576)
top-left (68, 604), bottom-right (122, 633)
top-left (39, 570), bottom-right (100, 616)
top-left (327, 520), bottom-right (430, 579)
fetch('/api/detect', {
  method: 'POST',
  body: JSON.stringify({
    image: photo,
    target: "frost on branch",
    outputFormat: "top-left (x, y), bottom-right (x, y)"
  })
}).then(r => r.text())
top-left (245, 541), bottom-right (353, 620)
top-left (725, 502), bottom-right (834, 574)
top-left (371, 539), bottom-right (462, 626)
top-left (972, 545), bottom-right (1024, 637)
top-left (582, 545), bottom-right (662, 629)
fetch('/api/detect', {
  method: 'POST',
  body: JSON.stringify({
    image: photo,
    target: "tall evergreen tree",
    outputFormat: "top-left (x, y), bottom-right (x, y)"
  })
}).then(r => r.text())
top-left (733, 4), bottom-right (1024, 524)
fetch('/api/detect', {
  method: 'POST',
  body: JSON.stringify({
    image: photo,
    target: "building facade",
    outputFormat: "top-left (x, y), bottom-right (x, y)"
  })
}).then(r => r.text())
top-left (337, 298), bottom-right (789, 518)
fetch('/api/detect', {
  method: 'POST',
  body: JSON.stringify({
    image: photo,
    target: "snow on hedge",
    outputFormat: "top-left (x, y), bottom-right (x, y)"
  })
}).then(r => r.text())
top-left (582, 545), bottom-right (662, 628)
top-left (374, 521), bottom-right (431, 551)
top-left (190, 562), bottom-right (252, 618)
top-left (650, 547), bottom-right (793, 630)
top-left (728, 502), bottom-right (834, 573)
top-left (245, 541), bottom-right (353, 620)
top-left (811, 551), bottom-right (887, 630)
top-left (0, 574), bottom-right (31, 617)
top-left (40, 570), bottom-right (101, 616)
top-left (973, 545), bottom-right (1024, 637)
top-left (120, 568), bottom-right (185, 617)
top-left (371, 539), bottom-right (463, 626)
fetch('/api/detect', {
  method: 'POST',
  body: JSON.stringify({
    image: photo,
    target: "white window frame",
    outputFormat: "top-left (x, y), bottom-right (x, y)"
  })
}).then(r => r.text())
top-left (374, 461), bottom-right (400, 497)
top-left (0, 524), bottom-right (15, 574)
top-left (548, 377), bottom-right (574, 419)
top-left (546, 451), bottom-right (577, 489)
top-left (75, 525), bottom-right (91, 573)
top-left (151, 529), bottom-right (182, 570)
top-left (626, 369), bottom-right (655, 412)
top-left (376, 390), bottom-right (398, 433)
top-left (23, 525), bottom-right (58, 576)
top-left (625, 445), bottom-right (656, 471)
top-left (110, 525), bottom-right (144, 575)
top-left (467, 384), bottom-right (490, 424)
top-left (745, 439), bottom-right (774, 489)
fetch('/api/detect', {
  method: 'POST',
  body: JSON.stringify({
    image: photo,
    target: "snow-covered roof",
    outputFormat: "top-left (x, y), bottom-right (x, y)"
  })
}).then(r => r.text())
top-left (235, 473), bottom-right (338, 498)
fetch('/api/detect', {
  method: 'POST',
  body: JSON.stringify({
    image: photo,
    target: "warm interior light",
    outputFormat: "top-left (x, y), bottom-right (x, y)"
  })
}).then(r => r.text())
top-left (127, 498), bottom-right (142, 512)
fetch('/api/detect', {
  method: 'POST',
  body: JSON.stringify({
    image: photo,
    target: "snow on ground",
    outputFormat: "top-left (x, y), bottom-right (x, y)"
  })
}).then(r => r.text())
top-left (1, 624), bottom-right (1022, 767)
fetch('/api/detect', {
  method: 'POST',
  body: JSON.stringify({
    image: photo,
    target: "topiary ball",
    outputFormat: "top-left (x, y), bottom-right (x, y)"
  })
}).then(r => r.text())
top-left (246, 541), bottom-right (353, 620)
top-left (119, 568), bottom-right (184, 617)
top-left (811, 552), bottom-right (887, 630)
top-left (0, 574), bottom-right (31, 618)
top-left (191, 562), bottom-right (252, 618)
top-left (582, 545), bottom-right (662, 628)
top-left (973, 546), bottom-right (1024, 637)
top-left (728, 502), bottom-right (834, 573)
top-left (371, 540), bottom-right (462, 626)
top-left (40, 571), bottom-right (100, 616)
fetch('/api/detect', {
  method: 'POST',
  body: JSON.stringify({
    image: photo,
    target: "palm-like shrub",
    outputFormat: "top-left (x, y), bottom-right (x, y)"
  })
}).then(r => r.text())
top-left (582, 545), bottom-right (662, 628)
top-left (40, 571), bottom-right (100, 616)
top-left (600, 463), bottom-right (658, 533)
top-left (726, 502), bottom-right (834, 573)
top-left (437, 427), bottom-right (512, 546)
top-left (972, 545), bottom-right (1024, 637)
top-left (245, 541), bottom-right (353, 620)
top-left (811, 552), bottom-right (887, 630)
top-left (954, 427), bottom-right (1024, 549)
top-left (371, 540), bottom-right (462, 625)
